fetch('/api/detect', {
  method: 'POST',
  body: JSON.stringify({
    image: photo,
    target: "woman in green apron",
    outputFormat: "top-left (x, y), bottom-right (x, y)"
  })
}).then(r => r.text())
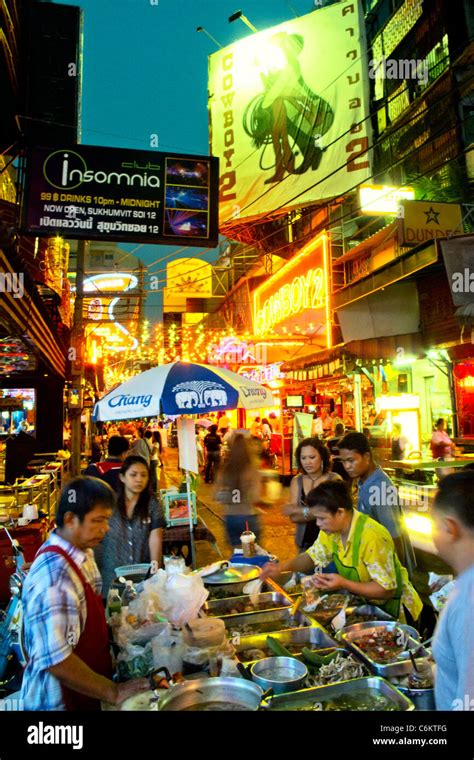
top-left (262, 480), bottom-right (422, 622)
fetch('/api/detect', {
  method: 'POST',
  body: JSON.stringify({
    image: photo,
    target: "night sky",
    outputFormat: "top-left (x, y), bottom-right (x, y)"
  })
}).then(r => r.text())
top-left (58, 0), bottom-right (317, 318)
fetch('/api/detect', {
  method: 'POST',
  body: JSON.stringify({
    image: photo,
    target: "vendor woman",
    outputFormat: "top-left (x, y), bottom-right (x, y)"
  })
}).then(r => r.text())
top-left (262, 480), bottom-right (422, 621)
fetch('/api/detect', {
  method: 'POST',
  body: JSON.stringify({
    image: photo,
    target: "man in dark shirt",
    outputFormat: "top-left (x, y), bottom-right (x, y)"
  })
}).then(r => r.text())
top-left (203, 425), bottom-right (222, 484)
top-left (84, 435), bottom-right (129, 492)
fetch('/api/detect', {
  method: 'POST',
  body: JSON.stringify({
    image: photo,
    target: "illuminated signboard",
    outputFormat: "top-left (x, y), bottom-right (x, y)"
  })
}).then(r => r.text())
top-left (399, 200), bottom-right (463, 245)
top-left (81, 272), bottom-right (139, 352)
top-left (208, 3), bottom-right (371, 226)
top-left (359, 184), bottom-right (414, 215)
top-left (253, 234), bottom-right (330, 345)
top-left (21, 145), bottom-right (219, 247)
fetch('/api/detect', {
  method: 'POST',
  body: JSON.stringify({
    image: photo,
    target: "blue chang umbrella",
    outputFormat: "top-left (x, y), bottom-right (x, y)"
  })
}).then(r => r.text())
top-left (93, 361), bottom-right (275, 421)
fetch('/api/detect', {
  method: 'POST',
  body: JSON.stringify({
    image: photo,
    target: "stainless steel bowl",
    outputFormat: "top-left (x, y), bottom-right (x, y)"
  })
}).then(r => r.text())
top-left (203, 563), bottom-right (261, 596)
top-left (395, 685), bottom-right (435, 711)
top-left (157, 677), bottom-right (267, 711)
top-left (250, 656), bottom-right (308, 694)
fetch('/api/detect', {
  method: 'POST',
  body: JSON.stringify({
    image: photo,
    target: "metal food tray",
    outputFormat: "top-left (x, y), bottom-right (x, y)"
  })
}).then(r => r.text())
top-left (341, 605), bottom-right (395, 628)
top-left (206, 580), bottom-right (276, 600)
top-left (203, 592), bottom-right (292, 618)
top-left (342, 621), bottom-right (429, 678)
top-left (235, 624), bottom-right (338, 660)
top-left (265, 676), bottom-right (414, 711)
top-left (223, 607), bottom-right (316, 635)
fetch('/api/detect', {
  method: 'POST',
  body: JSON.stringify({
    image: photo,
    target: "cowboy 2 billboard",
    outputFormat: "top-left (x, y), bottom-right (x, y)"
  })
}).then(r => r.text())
top-left (208, 2), bottom-right (372, 227)
top-left (21, 145), bottom-right (219, 247)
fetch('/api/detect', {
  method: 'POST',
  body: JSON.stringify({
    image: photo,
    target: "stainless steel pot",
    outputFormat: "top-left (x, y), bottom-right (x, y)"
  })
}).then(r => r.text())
top-left (250, 656), bottom-right (308, 695)
top-left (395, 685), bottom-right (435, 711)
top-left (157, 677), bottom-right (268, 711)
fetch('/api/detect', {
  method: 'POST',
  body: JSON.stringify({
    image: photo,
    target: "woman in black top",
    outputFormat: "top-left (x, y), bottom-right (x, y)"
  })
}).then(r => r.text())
top-left (203, 424), bottom-right (222, 484)
top-left (283, 437), bottom-right (342, 550)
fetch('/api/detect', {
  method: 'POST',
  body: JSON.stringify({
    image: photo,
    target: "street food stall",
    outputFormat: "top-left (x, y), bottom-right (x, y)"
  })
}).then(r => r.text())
top-left (104, 559), bottom-right (435, 712)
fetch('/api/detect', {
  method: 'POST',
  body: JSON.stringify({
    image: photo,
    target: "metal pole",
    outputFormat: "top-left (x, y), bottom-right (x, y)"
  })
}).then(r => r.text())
top-left (70, 239), bottom-right (88, 478)
top-left (185, 470), bottom-right (196, 568)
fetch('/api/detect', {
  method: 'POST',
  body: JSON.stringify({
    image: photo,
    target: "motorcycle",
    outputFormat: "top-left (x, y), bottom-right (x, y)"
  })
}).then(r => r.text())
top-left (0, 525), bottom-right (28, 694)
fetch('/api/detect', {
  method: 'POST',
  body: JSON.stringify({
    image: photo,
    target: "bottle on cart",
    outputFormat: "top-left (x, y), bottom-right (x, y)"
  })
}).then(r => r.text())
top-left (121, 579), bottom-right (137, 608)
top-left (107, 588), bottom-right (122, 618)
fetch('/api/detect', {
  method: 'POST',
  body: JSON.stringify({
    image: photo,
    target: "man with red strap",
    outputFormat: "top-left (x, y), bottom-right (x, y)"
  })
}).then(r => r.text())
top-left (20, 477), bottom-right (149, 710)
top-left (84, 435), bottom-right (129, 492)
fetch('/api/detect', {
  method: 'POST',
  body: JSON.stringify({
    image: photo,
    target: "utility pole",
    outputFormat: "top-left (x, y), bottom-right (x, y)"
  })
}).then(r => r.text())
top-left (70, 239), bottom-right (88, 477)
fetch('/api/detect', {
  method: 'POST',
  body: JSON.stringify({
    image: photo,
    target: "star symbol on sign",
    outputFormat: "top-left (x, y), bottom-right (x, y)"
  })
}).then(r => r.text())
top-left (424, 206), bottom-right (440, 224)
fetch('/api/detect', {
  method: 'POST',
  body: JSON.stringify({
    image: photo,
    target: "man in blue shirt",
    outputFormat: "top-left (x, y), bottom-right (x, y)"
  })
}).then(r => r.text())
top-left (431, 470), bottom-right (474, 710)
top-left (338, 432), bottom-right (415, 573)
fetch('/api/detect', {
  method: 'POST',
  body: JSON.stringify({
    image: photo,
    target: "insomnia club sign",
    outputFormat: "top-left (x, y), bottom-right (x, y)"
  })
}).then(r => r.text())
top-left (21, 145), bottom-right (219, 246)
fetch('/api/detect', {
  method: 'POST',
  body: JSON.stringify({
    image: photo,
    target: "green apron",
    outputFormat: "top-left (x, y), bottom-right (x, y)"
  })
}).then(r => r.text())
top-left (332, 512), bottom-right (403, 619)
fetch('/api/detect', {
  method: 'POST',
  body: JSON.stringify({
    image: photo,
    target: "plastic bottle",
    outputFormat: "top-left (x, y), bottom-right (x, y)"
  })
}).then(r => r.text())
top-left (121, 579), bottom-right (137, 607)
top-left (107, 588), bottom-right (122, 617)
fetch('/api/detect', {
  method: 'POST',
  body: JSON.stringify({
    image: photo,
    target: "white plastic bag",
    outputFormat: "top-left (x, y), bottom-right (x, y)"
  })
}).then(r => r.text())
top-left (151, 625), bottom-right (184, 674)
top-left (140, 568), bottom-right (209, 627)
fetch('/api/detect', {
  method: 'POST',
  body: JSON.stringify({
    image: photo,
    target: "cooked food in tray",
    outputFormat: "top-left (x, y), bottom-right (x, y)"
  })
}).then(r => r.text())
top-left (304, 653), bottom-right (368, 687)
top-left (352, 628), bottom-right (406, 663)
top-left (293, 690), bottom-right (402, 712)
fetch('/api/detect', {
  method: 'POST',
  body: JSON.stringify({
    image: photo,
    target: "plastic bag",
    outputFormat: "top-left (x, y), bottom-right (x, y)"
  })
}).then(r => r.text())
top-left (301, 574), bottom-right (322, 612)
top-left (116, 642), bottom-right (153, 681)
top-left (140, 568), bottom-right (209, 627)
top-left (430, 579), bottom-right (456, 612)
top-left (151, 625), bottom-right (184, 674)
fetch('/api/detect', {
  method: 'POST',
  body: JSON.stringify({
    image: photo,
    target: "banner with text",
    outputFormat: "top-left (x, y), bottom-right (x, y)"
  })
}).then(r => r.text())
top-left (208, 2), bottom-right (371, 227)
top-left (21, 145), bottom-right (219, 246)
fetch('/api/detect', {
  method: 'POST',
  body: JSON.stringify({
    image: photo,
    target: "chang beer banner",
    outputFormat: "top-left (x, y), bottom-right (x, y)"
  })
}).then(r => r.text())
top-left (292, 412), bottom-right (313, 468)
top-left (209, 2), bottom-right (371, 226)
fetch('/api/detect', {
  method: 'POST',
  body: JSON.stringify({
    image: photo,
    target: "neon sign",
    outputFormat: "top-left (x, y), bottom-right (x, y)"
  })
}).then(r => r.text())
top-left (459, 376), bottom-right (474, 390)
top-left (253, 234), bottom-right (330, 344)
top-left (81, 272), bottom-right (139, 352)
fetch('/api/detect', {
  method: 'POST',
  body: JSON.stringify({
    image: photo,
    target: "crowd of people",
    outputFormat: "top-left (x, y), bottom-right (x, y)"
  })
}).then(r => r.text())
top-left (13, 405), bottom-right (474, 712)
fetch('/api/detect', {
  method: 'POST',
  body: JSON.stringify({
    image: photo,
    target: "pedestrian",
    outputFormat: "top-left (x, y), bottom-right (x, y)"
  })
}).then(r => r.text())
top-left (94, 456), bottom-right (165, 597)
top-left (83, 435), bottom-right (129, 492)
top-left (283, 437), bottom-right (342, 550)
top-left (338, 432), bottom-right (416, 575)
top-left (249, 416), bottom-right (262, 438)
top-left (326, 422), bottom-right (350, 481)
top-left (20, 477), bottom-right (149, 710)
top-left (430, 418), bottom-right (454, 458)
top-left (129, 428), bottom-right (150, 465)
top-left (391, 422), bottom-right (409, 460)
top-left (431, 471), bottom-right (474, 710)
top-left (215, 433), bottom-right (262, 548)
top-left (157, 421), bottom-right (168, 463)
top-left (149, 431), bottom-right (162, 491)
top-left (203, 424), bottom-right (222, 484)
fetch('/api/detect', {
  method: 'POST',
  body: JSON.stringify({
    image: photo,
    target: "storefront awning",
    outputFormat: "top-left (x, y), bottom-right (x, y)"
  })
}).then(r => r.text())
top-left (281, 333), bottom-right (426, 372)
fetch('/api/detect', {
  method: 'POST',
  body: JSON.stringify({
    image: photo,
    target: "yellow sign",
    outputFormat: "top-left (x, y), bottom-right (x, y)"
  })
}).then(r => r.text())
top-left (359, 184), bottom-right (414, 214)
top-left (253, 233), bottom-right (330, 344)
top-left (400, 200), bottom-right (463, 245)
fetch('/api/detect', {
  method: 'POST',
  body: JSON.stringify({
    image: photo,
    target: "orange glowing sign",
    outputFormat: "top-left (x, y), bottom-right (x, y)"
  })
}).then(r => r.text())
top-left (253, 233), bottom-right (331, 346)
top-left (460, 376), bottom-right (474, 390)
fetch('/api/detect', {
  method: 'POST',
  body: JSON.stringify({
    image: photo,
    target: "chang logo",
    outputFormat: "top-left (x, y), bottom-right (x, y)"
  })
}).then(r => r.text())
top-left (108, 394), bottom-right (152, 409)
top-left (43, 150), bottom-right (161, 190)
